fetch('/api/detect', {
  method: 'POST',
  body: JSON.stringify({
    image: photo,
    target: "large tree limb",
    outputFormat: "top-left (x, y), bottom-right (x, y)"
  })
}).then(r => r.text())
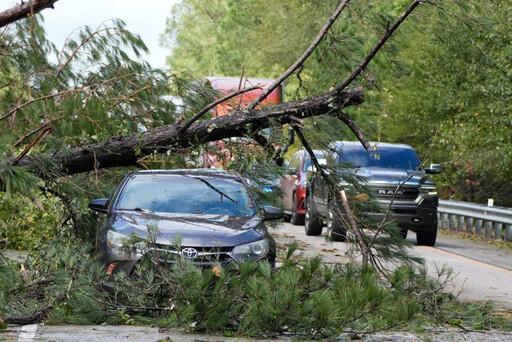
top-left (11, 87), bottom-right (364, 178)
top-left (0, 0), bottom-right (58, 28)
top-left (178, 85), bottom-right (261, 134)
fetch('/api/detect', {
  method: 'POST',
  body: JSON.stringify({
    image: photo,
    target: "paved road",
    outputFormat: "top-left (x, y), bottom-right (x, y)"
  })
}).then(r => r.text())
top-left (273, 222), bottom-right (512, 309)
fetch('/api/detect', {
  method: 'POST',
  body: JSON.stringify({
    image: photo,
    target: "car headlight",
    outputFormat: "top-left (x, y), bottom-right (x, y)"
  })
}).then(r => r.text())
top-left (232, 239), bottom-right (269, 257)
top-left (107, 230), bottom-right (125, 248)
top-left (107, 230), bottom-right (146, 250)
top-left (420, 186), bottom-right (437, 196)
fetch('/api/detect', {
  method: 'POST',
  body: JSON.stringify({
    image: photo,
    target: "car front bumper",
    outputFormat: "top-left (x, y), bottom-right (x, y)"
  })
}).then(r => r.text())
top-left (101, 243), bottom-right (275, 276)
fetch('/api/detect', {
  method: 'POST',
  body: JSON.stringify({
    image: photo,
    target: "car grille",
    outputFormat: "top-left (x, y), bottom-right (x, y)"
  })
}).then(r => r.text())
top-left (373, 186), bottom-right (419, 201)
top-left (145, 244), bottom-right (234, 267)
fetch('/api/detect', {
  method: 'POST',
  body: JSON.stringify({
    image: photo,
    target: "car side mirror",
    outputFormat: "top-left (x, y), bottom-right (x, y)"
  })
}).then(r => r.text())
top-left (89, 198), bottom-right (109, 214)
top-left (425, 163), bottom-right (441, 174)
top-left (288, 127), bottom-right (295, 145)
top-left (263, 206), bottom-right (284, 221)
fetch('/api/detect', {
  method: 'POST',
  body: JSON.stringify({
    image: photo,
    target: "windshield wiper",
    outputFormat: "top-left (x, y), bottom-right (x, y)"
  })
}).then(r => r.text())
top-left (117, 207), bottom-right (154, 213)
top-left (185, 176), bottom-right (238, 205)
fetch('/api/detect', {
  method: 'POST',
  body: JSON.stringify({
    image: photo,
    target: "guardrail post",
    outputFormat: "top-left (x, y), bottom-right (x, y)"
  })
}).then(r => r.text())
top-left (506, 224), bottom-right (512, 241)
top-left (466, 217), bottom-right (473, 234)
top-left (449, 214), bottom-right (455, 230)
top-left (441, 213), bottom-right (448, 230)
top-left (475, 219), bottom-right (483, 235)
top-left (495, 223), bottom-right (503, 240)
top-left (484, 221), bottom-right (492, 238)
top-left (457, 215), bottom-right (465, 232)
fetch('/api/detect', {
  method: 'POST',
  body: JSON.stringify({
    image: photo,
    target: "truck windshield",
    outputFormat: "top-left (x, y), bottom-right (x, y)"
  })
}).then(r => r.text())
top-left (337, 146), bottom-right (420, 170)
top-left (116, 175), bottom-right (256, 217)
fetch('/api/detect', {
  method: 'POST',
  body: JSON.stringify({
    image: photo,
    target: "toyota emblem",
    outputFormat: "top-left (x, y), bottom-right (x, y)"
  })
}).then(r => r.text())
top-left (182, 247), bottom-right (198, 259)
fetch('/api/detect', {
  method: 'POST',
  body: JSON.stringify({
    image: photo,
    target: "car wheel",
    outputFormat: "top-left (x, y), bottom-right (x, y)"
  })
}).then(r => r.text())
top-left (290, 193), bottom-right (305, 225)
top-left (305, 196), bottom-right (322, 236)
top-left (283, 214), bottom-right (291, 222)
top-left (416, 225), bottom-right (437, 246)
top-left (327, 201), bottom-right (346, 242)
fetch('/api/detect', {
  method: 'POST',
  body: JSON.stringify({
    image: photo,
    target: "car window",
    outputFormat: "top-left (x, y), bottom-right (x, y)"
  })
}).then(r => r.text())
top-left (337, 146), bottom-right (420, 170)
top-left (288, 155), bottom-right (300, 171)
top-left (302, 151), bottom-right (325, 172)
top-left (116, 175), bottom-right (256, 217)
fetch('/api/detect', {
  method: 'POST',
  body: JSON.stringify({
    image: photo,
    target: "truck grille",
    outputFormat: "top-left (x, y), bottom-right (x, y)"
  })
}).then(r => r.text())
top-left (373, 186), bottom-right (419, 201)
top-left (145, 244), bottom-right (234, 267)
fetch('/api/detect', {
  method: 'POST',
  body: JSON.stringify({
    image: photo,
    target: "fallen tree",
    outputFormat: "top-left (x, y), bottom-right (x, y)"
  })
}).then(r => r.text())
top-left (11, 87), bottom-right (364, 178)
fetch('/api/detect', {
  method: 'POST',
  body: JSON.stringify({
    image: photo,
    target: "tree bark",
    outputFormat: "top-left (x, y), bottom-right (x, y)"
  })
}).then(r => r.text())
top-left (11, 87), bottom-right (364, 178)
top-left (0, 0), bottom-right (58, 28)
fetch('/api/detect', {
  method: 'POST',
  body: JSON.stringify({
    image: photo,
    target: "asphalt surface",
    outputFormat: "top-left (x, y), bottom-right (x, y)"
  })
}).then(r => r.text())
top-left (274, 222), bottom-right (512, 309)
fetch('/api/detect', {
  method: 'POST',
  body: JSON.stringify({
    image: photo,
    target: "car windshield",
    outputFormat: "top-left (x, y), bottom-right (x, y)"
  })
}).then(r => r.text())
top-left (302, 151), bottom-right (325, 172)
top-left (116, 175), bottom-right (256, 217)
top-left (337, 146), bottom-right (420, 170)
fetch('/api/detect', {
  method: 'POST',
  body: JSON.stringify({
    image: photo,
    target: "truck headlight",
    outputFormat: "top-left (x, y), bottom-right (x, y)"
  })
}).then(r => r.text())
top-left (421, 186), bottom-right (437, 196)
top-left (232, 239), bottom-right (269, 257)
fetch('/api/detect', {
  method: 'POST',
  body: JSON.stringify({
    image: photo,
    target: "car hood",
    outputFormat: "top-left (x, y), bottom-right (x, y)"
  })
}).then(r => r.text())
top-left (353, 167), bottom-right (434, 187)
top-left (109, 211), bottom-right (265, 247)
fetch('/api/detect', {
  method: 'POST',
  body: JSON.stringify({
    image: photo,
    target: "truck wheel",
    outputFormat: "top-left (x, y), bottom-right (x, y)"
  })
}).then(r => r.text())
top-left (416, 226), bottom-right (437, 246)
top-left (305, 196), bottom-right (322, 236)
top-left (327, 201), bottom-right (346, 242)
top-left (400, 228), bottom-right (408, 239)
top-left (290, 194), bottom-right (305, 225)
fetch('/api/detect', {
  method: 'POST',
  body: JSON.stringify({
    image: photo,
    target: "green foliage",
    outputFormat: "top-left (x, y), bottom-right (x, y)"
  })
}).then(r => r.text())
top-left (0, 191), bottom-right (63, 250)
top-left (364, 1), bottom-right (512, 205)
top-left (0, 164), bottom-right (41, 196)
top-left (1, 241), bottom-right (510, 336)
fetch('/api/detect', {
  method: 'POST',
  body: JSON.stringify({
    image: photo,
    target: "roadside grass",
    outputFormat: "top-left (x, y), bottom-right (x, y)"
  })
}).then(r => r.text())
top-left (1, 241), bottom-right (511, 338)
top-left (439, 229), bottom-right (512, 252)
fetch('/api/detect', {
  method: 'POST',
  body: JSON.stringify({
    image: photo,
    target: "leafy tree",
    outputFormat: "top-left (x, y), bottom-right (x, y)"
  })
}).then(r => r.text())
top-left (375, 1), bottom-right (512, 205)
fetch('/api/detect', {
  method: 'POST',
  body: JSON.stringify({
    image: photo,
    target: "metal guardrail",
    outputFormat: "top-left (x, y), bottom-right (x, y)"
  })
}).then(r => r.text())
top-left (438, 200), bottom-right (512, 241)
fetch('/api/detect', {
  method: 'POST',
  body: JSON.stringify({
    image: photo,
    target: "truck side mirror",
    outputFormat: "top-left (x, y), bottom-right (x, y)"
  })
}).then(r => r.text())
top-left (425, 163), bottom-right (441, 174)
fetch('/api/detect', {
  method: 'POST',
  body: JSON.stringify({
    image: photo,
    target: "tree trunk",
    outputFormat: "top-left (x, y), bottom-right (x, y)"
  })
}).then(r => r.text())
top-left (12, 87), bottom-right (364, 178)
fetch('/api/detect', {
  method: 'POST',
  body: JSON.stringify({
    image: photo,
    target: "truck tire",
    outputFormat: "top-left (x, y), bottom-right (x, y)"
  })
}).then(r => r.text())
top-left (416, 225), bottom-right (437, 246)
top-left (305, 196), bottom-right (322, 236)
top-left (290, 194), bottom-right (305, 225)
top-left (400, 228), bottom-right (408, 239)
top-left (327, 201), bottom-right (346, 242)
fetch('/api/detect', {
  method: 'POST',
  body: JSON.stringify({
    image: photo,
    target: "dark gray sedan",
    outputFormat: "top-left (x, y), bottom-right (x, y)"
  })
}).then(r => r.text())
top-left (89, 169), bottom-right (283, 275)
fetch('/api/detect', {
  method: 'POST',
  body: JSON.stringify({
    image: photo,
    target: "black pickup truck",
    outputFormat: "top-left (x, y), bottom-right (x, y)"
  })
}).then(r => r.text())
top-left (304, 141), bottom-right (440, 246)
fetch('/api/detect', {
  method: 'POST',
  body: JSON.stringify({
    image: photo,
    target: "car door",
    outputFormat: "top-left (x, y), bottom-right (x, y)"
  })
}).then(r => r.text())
top-left (280, 153), bottom-right (300, 212)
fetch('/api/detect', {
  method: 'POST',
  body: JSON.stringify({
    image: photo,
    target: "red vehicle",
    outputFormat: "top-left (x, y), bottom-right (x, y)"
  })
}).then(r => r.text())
top-left (203, 76), bottom-right (285, 168)
top-left (280, 149), bottom-right (325, 225)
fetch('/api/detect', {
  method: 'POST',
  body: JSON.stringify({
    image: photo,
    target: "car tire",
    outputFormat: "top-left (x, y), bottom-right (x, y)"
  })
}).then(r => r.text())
top-left (305, 196), bottom-right (322, 236)
top-left (327, 201), bottom-right (346, 242)
top-left (290, 194), bottom-right (305, 225)
top-left (416, 225), bottom-right (437, 246)
top-left (283, 214), bottom-right (291, 222)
